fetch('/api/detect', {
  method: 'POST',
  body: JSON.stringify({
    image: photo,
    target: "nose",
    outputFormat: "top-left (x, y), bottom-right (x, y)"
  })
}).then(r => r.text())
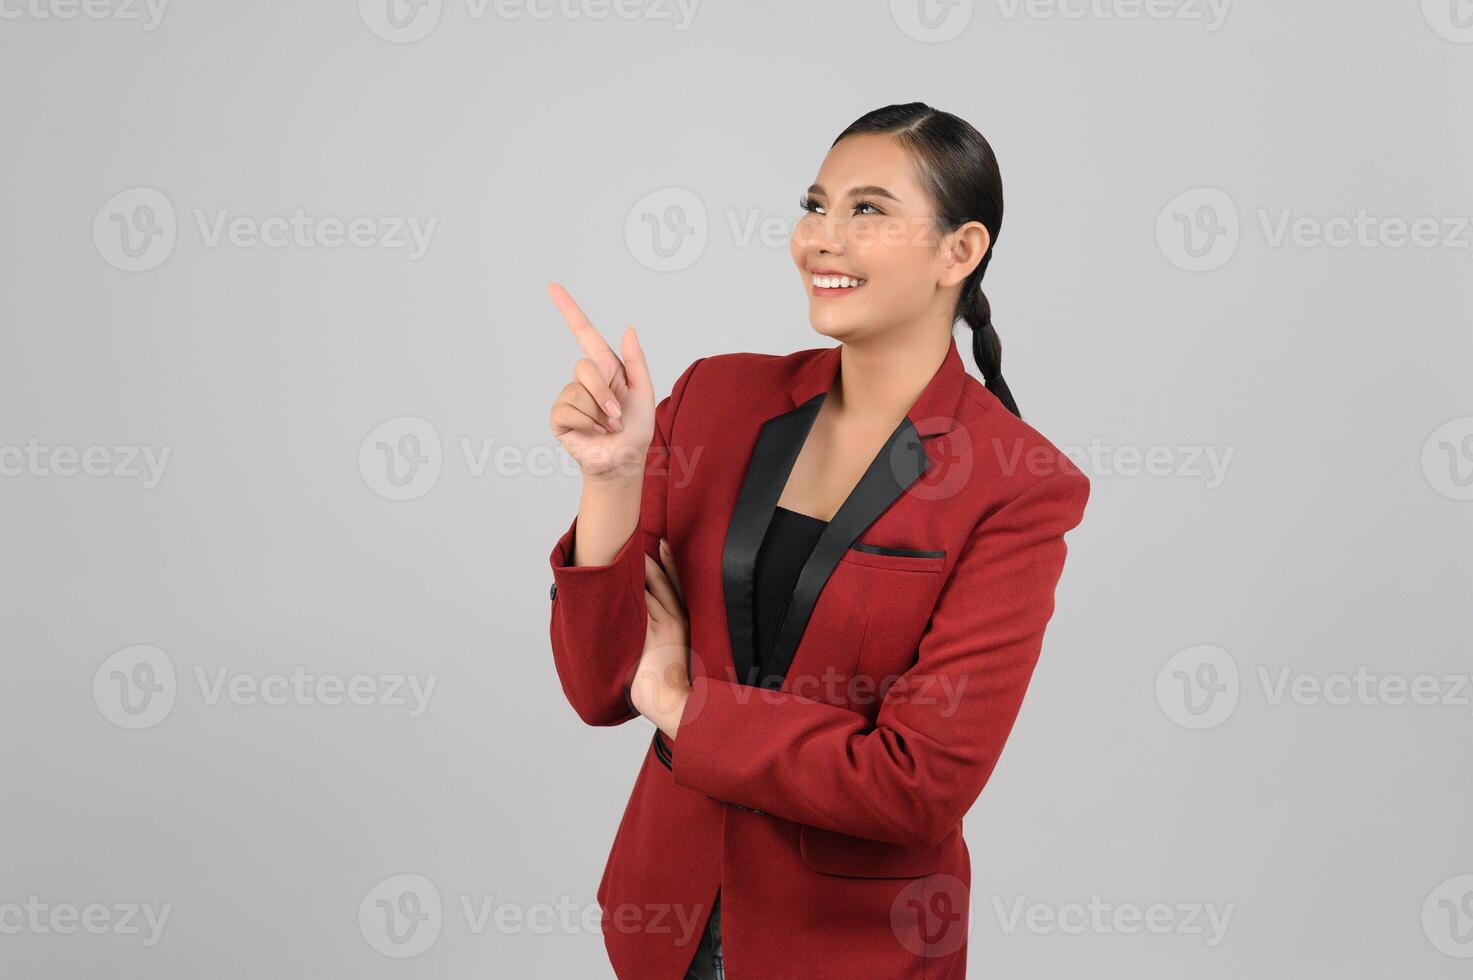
top-left (800, 209), bottom-right (846, 257)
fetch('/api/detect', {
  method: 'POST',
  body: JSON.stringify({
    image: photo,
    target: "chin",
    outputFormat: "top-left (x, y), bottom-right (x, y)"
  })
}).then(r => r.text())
top-left (808, 311), bottom-right (875, 345)
top-left (807, 320), bottom-right (848, 343)
top-left (807, 308), bottom-right (859, 341)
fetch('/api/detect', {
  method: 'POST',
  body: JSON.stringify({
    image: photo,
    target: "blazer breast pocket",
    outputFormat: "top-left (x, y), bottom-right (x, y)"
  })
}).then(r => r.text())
top-left (844, 542), bottom-right (946, 571)
top-left (839, 544), bottom-right (948, 693)
top-left (799, 823), bottom-right (961, 879)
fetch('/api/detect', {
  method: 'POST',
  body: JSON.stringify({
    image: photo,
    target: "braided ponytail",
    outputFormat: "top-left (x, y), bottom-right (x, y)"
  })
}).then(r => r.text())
top-left (958, 266), bottom-right (1019, 418)
top-left (831, 102), bottom-right (1023, 419)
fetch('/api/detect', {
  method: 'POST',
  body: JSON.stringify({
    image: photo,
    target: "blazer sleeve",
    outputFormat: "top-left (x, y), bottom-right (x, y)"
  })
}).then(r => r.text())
top-left (669, 467), bottom-right (1090, 848)
top-left (546, 356), bottom-right (705, 727)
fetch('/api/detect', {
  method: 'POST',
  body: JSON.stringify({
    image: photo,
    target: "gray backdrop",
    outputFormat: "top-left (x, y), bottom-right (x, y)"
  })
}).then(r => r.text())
top-left (3, 0), bottom-right (1471, 976)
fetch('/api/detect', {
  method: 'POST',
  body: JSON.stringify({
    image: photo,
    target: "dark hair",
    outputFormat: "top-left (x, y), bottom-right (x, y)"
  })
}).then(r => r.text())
top-left (831, 102), bottom-right (1020, 418)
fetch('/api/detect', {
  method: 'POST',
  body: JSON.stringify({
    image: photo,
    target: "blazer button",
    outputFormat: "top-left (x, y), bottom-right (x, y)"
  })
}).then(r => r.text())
top-left (549, 582), bottom-right (557, 600)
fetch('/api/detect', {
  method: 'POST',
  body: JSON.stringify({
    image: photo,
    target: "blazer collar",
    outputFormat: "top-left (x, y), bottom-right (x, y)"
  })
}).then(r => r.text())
top-left (785, 333), bottom-right (969, 437)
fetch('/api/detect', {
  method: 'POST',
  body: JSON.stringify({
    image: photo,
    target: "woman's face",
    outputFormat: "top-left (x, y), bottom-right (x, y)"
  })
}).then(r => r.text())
top-left (790, 132), bottom-right (963, 343)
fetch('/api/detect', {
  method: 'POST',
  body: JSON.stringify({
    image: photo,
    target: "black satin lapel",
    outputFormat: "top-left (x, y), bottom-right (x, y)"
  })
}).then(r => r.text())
top-left (759, 417), bottom-right (932, 689)
top-left (722, 393), bottom-right (827, 687)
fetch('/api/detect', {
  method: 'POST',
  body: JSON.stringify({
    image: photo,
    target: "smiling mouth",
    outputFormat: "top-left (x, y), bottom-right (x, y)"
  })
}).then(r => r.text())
top-left (811, 273), bottom-right (867, 294)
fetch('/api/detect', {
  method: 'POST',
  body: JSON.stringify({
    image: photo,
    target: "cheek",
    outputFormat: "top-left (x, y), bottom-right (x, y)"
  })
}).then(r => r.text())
top-left (854, 236), bottom-right (932, 308)
top-left (853, 217), bottom-right (931, 275)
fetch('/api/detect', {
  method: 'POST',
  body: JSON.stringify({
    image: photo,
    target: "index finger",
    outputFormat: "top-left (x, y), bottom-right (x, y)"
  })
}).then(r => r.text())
top-left (547, 282), bottom-right (616, 362)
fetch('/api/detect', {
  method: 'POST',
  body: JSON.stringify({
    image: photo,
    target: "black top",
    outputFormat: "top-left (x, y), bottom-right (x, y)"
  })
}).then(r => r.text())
top-left (750, 505), bottom-right (829, 685)
top-left (649, 506), bottom-right (829, 775)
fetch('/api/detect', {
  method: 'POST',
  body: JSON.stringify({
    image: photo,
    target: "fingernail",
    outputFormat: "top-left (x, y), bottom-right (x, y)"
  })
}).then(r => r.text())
top-left (604, 399), bottom-right (621, 418)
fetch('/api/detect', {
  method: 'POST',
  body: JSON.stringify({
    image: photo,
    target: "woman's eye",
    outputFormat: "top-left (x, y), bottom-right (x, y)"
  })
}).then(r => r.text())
top-left (797, 195), bottom-right (883, 216)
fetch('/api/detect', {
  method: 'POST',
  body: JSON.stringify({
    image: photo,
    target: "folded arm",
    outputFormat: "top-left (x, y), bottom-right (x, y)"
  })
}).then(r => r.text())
top-left (669, 469), bottom-right (1091, 848)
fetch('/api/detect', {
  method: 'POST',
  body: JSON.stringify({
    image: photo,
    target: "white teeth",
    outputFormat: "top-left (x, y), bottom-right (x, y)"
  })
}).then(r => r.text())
top-left (812, 274), bottom-right (866, 288)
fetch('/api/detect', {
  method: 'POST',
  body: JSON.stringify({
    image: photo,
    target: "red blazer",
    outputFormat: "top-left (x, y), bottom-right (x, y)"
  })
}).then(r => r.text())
top-left (548, 336), bottom-right (1090, 979)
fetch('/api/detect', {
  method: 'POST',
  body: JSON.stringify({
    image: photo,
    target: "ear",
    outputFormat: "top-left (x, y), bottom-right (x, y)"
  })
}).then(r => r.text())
top-left (937, 221), bottom-right (991, 289)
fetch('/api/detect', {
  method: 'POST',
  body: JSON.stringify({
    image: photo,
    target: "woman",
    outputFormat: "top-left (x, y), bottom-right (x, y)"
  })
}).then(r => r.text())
top-left (546, 102), bottom-right (1090, 979)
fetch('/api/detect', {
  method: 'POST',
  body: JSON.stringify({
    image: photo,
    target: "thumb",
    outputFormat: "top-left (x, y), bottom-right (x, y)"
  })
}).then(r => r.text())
top-left (659, 538), bottom-right (685, 606)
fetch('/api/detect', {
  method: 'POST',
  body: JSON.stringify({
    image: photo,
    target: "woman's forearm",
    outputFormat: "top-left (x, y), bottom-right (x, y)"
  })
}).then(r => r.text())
top-left (571, 468), bottom-right (645, 567)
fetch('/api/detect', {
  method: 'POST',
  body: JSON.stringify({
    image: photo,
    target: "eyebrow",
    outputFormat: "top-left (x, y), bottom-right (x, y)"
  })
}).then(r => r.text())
top-left (807, 183), bottom-right (902, 204)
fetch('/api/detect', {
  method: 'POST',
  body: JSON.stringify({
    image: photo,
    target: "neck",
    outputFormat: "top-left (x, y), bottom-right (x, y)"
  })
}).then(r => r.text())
top-left (832, 326), bottom-right (952, 427)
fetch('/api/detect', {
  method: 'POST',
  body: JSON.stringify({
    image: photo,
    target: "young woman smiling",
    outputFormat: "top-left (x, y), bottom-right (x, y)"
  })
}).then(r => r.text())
top-left (547, 102), bottom-right (1090, 979)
